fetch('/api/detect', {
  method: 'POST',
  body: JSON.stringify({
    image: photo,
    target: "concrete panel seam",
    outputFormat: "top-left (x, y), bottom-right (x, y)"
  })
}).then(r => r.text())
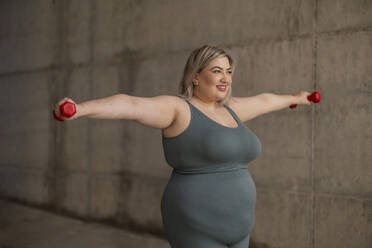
top-left (314, 192), bottom-right (372, 201)
top-left (0, 33), bottom-right (315, 77)
top-left (311, 1), bottom-right (319, 248)
top-left (0, 66), bottom-right (63, 79)
top-left (0, 165), bottom-right (47, 171)
top-left (256, 187), bottom-right (312, 196)
top-left (256, 187), bottom-right (372, 201)
top-left (92, 170), bottom-right (169, 181)
top-left (317, 26), bottom-right (372, 37)
top-left (0, 33), bottom-right (320, 78)
top-left (86, 0), bottom-right (96, 217)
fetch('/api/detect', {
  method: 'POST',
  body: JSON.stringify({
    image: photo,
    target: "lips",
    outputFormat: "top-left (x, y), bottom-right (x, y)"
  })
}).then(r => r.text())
top-left (216, 85), bottom-right (227, 92)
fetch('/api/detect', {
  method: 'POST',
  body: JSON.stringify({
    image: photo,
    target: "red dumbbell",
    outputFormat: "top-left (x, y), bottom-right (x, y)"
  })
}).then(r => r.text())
top-left (53, 101), bottom-right (77, 122)
top-left (290, 91), bottom-right (321, 109)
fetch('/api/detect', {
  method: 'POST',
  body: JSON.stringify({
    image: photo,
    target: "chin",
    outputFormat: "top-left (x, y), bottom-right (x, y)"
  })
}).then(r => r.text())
top-left (215, 95), bottom-right (226, 101)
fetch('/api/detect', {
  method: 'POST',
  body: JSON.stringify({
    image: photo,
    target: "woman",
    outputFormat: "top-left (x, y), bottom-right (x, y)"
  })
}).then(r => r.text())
top-left (54, 45), bottom-right (311, 248)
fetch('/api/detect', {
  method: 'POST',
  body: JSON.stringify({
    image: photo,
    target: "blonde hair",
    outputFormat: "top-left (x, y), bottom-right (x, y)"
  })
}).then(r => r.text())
top-left (178, 45), bottom-right (235, 106)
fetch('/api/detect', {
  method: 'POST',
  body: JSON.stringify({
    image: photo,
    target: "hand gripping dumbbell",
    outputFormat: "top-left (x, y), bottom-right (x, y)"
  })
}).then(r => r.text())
top-left (53, 101), bottom-right (77, 122)
top-left (290, 91), bottom-right (321, 109)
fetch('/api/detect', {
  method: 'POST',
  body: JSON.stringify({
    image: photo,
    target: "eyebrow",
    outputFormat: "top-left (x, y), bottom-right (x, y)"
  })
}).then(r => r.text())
top-left (210, 66), bottom-right (232, 70)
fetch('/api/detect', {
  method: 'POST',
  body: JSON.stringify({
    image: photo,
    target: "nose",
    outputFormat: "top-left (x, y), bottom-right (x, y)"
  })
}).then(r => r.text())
top-left (221, 72), bottom-right (229, 83)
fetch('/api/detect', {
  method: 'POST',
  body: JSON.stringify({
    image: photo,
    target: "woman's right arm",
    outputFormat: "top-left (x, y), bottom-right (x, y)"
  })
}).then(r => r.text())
top-left (54, 94), bottom-right (179, 129)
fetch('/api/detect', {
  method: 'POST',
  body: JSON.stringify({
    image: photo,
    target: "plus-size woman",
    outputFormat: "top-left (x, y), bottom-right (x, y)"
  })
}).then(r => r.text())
top-left (54, 45), bottom-right (311, 248)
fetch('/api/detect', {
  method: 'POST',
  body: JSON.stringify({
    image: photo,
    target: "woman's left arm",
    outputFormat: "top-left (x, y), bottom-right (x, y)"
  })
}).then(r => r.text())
top-left (230, 91), bottom-right (311, 122)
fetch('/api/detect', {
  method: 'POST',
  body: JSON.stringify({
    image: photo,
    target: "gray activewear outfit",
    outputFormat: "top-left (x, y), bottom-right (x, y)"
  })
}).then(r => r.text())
top-left (161, 99), bottom-right (262, 248)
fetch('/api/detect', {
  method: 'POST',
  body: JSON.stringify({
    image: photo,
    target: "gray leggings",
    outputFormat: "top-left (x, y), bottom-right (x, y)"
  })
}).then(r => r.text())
top-left (161, 170), bottom-right (255, 248)
top-left (166, 233), bottom-right (250, 248)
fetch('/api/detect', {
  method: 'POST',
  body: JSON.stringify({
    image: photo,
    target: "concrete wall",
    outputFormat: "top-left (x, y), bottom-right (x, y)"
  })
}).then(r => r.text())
top-left (0, 0), bottom-right (371, 247)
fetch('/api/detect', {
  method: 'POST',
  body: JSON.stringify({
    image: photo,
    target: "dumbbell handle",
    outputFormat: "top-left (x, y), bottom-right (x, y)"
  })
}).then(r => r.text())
top-left (53, 101), bottom-right (77, 122)
top-left (290, 91), bottom-right (321, 109)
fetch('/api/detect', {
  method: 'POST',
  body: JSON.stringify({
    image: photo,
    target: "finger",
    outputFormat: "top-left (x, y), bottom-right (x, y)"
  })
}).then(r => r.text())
top-left (54, 102), bottom-right (67, 118)
top-left (65, 98), bottom-right (76, 105)
top-left (53, 109), bottom-right (64, 122)
top-left (58, 98), bottom-right (67, 106)
top-left (54, 103), bottom-right (61, 114)
top-left (58, 97), bottom-right (75, 106)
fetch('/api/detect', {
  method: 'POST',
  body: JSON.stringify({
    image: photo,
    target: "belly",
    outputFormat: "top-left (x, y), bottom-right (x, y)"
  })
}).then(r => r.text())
top-left (161, 168), bottom-right (256, 244)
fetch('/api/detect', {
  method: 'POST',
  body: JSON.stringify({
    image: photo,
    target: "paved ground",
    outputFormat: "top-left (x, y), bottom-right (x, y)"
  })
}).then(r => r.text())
top-left (0, 199), bottom-right (169, 248)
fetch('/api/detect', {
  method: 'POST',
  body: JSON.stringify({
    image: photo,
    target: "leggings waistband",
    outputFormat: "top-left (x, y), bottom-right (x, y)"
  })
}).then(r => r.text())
top-left (173, 164), bottom-right (248, 175)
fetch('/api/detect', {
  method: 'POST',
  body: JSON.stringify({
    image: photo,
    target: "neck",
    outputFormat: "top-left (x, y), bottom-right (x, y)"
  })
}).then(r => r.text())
top-left (192, 91), bottom-right (220, 110)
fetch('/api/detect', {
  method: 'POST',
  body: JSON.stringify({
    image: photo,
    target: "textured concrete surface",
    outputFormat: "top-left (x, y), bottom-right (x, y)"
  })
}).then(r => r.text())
top-left (93, 0), bottom-right (313, 55)
top-left (0, 199), bottom-right (169, 248)
top-left (315, 31), bottom-right (372, 197)
top-left (317, 0), bottom-right (372, 32)
top-left (0, 0), bottom-right (371, 247)
top-left (253, 190), bottom-right (312, 248)
top-left (315, 195), bottom-right (372, 248)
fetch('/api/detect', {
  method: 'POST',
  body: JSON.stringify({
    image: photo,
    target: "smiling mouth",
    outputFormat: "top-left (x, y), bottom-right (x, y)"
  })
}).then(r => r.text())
top-left (216, 85), bottom-right (227, 92)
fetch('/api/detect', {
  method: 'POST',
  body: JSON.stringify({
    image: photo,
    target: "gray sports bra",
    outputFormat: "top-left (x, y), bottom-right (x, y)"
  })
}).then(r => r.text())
top-left (162, 99), bottom-right (262, 174)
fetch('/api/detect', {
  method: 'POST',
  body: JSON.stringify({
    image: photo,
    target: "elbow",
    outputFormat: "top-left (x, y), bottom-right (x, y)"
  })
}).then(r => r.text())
top-left (259, 93), bottom-right (276, 115)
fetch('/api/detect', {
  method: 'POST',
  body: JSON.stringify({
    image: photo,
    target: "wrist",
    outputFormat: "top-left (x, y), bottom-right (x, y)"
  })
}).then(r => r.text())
top-left (291, 95), bottom-right (300, 105)
top-left (75, 103), bottom-right (85, 119)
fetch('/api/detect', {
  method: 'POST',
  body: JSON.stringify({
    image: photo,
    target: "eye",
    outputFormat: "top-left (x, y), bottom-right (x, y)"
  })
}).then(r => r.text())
top-left (213, 70), bottom-right (221, 73)
top-left (228, 71), bottom-right (233, 74)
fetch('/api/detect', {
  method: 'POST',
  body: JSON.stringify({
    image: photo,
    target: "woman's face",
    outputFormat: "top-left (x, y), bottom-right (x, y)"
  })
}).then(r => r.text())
top-left (193, 56), bottom-right (233, 102)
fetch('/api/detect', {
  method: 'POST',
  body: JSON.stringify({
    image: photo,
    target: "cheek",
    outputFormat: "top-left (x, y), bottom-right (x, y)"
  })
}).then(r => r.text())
top-left (205, 75), bottom-right (219, 85)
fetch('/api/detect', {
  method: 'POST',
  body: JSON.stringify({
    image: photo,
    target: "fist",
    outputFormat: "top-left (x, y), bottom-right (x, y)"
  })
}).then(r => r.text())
top-left (53, 97), bottom-right (78, 122)
top-left (295, 91), bottom-right (312, 105)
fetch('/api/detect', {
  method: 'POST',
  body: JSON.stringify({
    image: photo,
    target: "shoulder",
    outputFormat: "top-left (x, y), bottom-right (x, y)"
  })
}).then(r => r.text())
top-left (160, 96), bottom-right (190, 138)
top-left (158, 95), bottom-right (187, 106)
top-left (227, 95), bottom-right (269, 108)
top-left (225, 95), bottom-right (269, 122)
top-left (149, 95), bottom-right (186, 109)
top-left (156, 95), bottom-right (188, 115)
top-left (155, 95), bottom-right (185, 103)
top-left (224, 97), bottom-right (240, 112)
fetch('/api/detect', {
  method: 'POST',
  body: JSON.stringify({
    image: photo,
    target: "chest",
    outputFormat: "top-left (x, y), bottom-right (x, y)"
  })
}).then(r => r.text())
top-left (196, 125), bottom-right (262, 164)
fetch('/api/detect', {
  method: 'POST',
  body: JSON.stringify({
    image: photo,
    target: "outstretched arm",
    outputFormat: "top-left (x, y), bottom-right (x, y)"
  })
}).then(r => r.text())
top-left (230, 91), bottom-right (311, 122)
top-left (54, 94), bottom-right (179, 129)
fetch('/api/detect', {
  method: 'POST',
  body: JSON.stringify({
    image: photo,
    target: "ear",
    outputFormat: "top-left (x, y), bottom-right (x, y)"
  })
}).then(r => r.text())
top-left (193, 73), bottom-right (200, 85)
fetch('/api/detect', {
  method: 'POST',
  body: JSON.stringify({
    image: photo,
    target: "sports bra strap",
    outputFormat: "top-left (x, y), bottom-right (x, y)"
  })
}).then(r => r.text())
top-left (223, 104), bottom-right (242, 124)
